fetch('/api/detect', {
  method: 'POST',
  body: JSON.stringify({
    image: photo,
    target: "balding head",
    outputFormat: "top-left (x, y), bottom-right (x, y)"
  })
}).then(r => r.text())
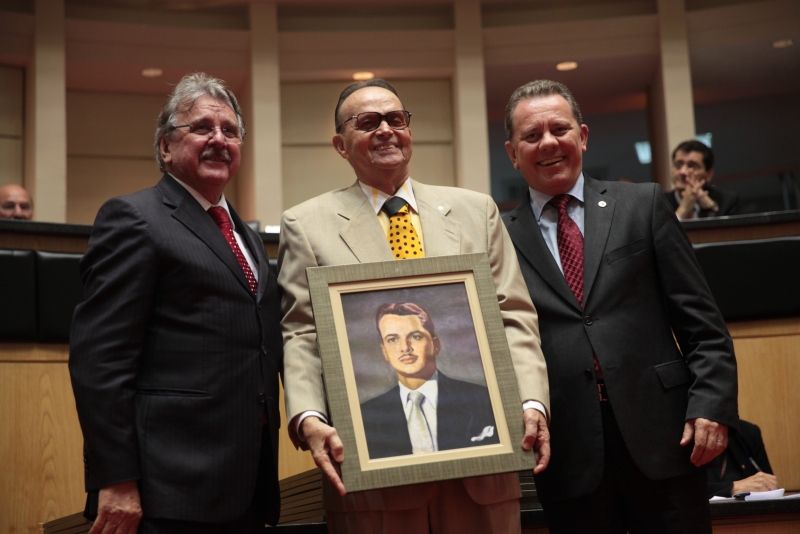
top-left (0, 184), bottom-right (33, 220)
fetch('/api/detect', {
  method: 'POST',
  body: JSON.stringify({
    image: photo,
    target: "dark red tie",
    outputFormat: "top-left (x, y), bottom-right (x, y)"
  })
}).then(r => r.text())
top-left (207, 206), bottom-right (258, 295)
top-left (549, 194), bottom-right (584, 305)
top-left (549, 194), bottom-right (607, 400)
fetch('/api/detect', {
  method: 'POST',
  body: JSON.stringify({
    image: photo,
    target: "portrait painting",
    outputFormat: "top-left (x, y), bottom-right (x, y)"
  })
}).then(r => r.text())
top-left (307, 253), bottom-right (538, 492)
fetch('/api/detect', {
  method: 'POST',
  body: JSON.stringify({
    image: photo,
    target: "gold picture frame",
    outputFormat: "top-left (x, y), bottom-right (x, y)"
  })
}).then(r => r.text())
top-left (307, 253), bottom-right (537, 493)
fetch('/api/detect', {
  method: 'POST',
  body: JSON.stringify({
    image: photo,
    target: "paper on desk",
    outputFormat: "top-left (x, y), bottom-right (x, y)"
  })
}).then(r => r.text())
top-left (709, 489), bottom-right (787, 502)
top-left (744, 489), bottom-right (785, 501)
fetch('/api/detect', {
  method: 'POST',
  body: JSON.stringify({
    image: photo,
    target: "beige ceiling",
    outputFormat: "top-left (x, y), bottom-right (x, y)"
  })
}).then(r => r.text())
top-left (0, 0), bottom-right (796, 118)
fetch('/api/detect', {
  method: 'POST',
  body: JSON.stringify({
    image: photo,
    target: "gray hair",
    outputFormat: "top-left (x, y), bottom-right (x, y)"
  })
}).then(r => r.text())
top-left (504, 80), bottom-right (583, 141)
top-left (154, 72), bottom-right (246, 172)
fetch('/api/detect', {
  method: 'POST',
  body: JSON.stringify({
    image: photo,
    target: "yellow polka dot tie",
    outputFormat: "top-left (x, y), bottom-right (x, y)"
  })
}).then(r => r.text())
top-left (383, 197), bottom-right (424, 260)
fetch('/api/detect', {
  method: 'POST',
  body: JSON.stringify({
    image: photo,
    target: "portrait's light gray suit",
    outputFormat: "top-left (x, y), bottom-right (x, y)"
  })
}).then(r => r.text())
top-left (278, 179), bottom-right (549, 512)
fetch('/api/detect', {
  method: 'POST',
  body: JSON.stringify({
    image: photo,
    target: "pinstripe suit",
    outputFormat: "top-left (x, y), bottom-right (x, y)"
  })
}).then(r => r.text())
top-left (69, 175), bottom-right (283, 525)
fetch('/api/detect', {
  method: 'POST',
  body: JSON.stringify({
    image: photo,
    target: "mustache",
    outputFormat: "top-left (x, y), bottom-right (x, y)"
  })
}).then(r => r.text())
top-left (200, 147), bottom-right (232, 162)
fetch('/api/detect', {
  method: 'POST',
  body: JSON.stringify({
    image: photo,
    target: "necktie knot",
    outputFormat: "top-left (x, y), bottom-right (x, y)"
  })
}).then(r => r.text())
top-left (549, 194), bottom-right (572, 214)
top-left (409, 390), bottom-right (425, 408)
top-left (382, 196), bottom-right (408, 217)
top-left (207, 206), bottom-right (231, 228)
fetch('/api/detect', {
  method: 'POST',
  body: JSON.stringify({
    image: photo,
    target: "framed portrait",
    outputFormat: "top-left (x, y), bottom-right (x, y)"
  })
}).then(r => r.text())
top-left (306, 252), bottom-right (537, 493)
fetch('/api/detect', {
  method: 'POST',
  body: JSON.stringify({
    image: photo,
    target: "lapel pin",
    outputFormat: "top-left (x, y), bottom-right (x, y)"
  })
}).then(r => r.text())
top-left (598, 201), bottom-right (607, 207)
top-left (438, 206), bottom-right (444, 211)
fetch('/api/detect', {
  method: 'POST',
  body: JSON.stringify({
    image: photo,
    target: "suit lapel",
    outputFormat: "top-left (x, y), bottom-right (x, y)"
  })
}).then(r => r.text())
top-left (582, 176), bottom-right (615, 306)
top-left (158, 176), bottom-right (254, 297)
top-left (413, 181), bottom-right (460, 257)
top-left (506, 197), bottom-right (580, 310)
top-left (337, 182), bottom-right (395, 263)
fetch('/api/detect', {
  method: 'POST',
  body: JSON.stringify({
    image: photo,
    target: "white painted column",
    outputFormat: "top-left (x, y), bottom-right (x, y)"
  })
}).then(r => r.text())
top-left (453, 0), bottom-right (491, 194)
top-left (650, 0), bottom-right (696, 190)
top-left (246, 1), bottom-right (282, 229)
top-left (25, 0), bottom-right (67, 222)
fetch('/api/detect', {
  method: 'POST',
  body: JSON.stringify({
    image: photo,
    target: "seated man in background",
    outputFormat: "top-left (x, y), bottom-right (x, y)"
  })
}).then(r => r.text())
top-left (0, 184), bottom-right (33, 220)
top-left (707, 419), bottom-right (779, 498)
top-left (361, 301), bottom-right (498, 459)
top-left (667, 140), bottom-right (739, 219)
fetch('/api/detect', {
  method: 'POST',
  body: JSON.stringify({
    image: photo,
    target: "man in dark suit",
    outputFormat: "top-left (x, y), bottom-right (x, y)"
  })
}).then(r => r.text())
top-left (667, 140), bottom-right (740, 219)
top-left (360, 302), bottom-right (498, 459)
top-left (502, 80), bottom-right (738, 533)
top-left (707, 419), bottom-right (779, 498)
top-left (69, 72), bottom-right (283, 534)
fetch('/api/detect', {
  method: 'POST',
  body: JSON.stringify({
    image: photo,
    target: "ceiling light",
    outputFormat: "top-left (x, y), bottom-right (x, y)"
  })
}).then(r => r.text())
top-left (773, 39), bottom-right (794, 49)
top-left (556, 62), bottom-right (578, 71)
top-left (141, 68), bottom-right (163, 78)
top-left (352, 71), bottom-right (375, 81)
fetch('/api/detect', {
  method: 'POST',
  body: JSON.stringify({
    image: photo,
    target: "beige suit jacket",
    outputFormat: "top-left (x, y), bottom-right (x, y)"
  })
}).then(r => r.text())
top-left (278, 180), bottom-right (549, 510)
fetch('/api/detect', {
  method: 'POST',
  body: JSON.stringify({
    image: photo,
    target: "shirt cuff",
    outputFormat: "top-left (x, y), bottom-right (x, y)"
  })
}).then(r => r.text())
top-left (295, 410), bottom-right (328, 441)
top-left (522, 400), bottom-right (548, 422)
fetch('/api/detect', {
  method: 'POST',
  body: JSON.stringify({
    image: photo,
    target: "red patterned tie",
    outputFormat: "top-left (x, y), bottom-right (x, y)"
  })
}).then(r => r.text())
top-left (549, 194), bottom-right (584, 306)
top-left (207, 206), bottom-right (258, 295)
top-left (549, 194), bottom-right (607, 400)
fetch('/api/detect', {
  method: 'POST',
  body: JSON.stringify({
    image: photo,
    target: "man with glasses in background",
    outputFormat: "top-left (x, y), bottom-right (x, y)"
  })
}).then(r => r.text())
top-left (70, 72), bottom-right (283, 534)
top-left (278, 78), bottom-right (550, 533)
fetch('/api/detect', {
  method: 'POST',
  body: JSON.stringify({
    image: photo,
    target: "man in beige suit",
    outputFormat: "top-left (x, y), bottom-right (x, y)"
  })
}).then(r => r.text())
top-left (278, 79), bottom-right (550, 533)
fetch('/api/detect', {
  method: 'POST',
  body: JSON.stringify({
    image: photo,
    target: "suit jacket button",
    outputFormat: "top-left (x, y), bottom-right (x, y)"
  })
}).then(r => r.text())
top-left (584, 315), bottom-right (593, 325)
top-left (258, 393), bottom-right (266, 404)
top-left (261, 346), bottom-right (268, 355)
top-left (584, 369), bottom-right (593, 378)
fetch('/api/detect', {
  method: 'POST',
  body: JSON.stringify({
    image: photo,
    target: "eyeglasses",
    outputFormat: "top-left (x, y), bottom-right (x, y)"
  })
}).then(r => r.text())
top-left (339, 110), bottom-right (412, 133)
top-left (172, 123), bottom-right (242, 144)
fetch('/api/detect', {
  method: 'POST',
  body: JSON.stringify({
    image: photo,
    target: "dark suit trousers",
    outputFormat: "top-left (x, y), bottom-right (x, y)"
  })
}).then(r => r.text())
top-left (137, 428), bottom-right (279, 534)
top-left (543, 403), bottom-right (711, 534)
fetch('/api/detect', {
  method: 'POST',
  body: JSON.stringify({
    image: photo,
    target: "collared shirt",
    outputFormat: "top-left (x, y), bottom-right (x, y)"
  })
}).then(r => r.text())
top-left (399, 370), bottom-right (439, 452)
top-left (295, 177), bottom-right (546, 436)
top-left (359, 178), bottom-right (426, 253)
top-left (170, 174), bottom-right (258, 280)
top-left (528, 173), bottom-right (585, 276)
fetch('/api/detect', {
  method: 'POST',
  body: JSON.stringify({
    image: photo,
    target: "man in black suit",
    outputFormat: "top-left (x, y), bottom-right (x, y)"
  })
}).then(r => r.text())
top-left (69, 72), bottom-right (282, 534)
top-left (502, 80), bottom-right (738, 533)
top-left (667, 140), bottom-right (740, 219)
top-left (360, 302), bottom-right (498, 459)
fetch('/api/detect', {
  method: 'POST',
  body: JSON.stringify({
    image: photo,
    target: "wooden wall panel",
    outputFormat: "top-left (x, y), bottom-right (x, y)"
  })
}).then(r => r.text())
top-left (0, 349), bottom-right (85, 534)
top-left (731, 317), bottom-right (800, 492)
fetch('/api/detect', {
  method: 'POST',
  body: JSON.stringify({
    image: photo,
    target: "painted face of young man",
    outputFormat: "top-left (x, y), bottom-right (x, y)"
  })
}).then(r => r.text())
top-left (160, 94), bottom-right (242, 203)
top-left (505, 94), bottom-right (589, 196)
top-left (379, 313), bottom-right (440, 389)
top-left (332, 87), bottom-right (413, 194)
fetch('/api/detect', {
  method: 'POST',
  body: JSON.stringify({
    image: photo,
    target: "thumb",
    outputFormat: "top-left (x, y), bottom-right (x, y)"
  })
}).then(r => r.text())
top-left (679, 421), bottom-right (694, 446)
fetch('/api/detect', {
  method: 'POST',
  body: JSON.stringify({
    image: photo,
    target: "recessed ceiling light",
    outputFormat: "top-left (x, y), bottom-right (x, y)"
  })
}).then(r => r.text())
top-left (556, 62), bottom-right (578, 71)
top-left (141, 68), bottom-right (163, 78)
top-left (352, 71), bottom-right (375, 81)
top-left (773, 39), bottom-right (794, 49)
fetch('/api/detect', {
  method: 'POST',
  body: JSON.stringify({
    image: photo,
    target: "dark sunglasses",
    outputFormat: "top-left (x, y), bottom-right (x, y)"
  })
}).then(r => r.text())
top-left (339, 110), bottom-right (412, 133)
